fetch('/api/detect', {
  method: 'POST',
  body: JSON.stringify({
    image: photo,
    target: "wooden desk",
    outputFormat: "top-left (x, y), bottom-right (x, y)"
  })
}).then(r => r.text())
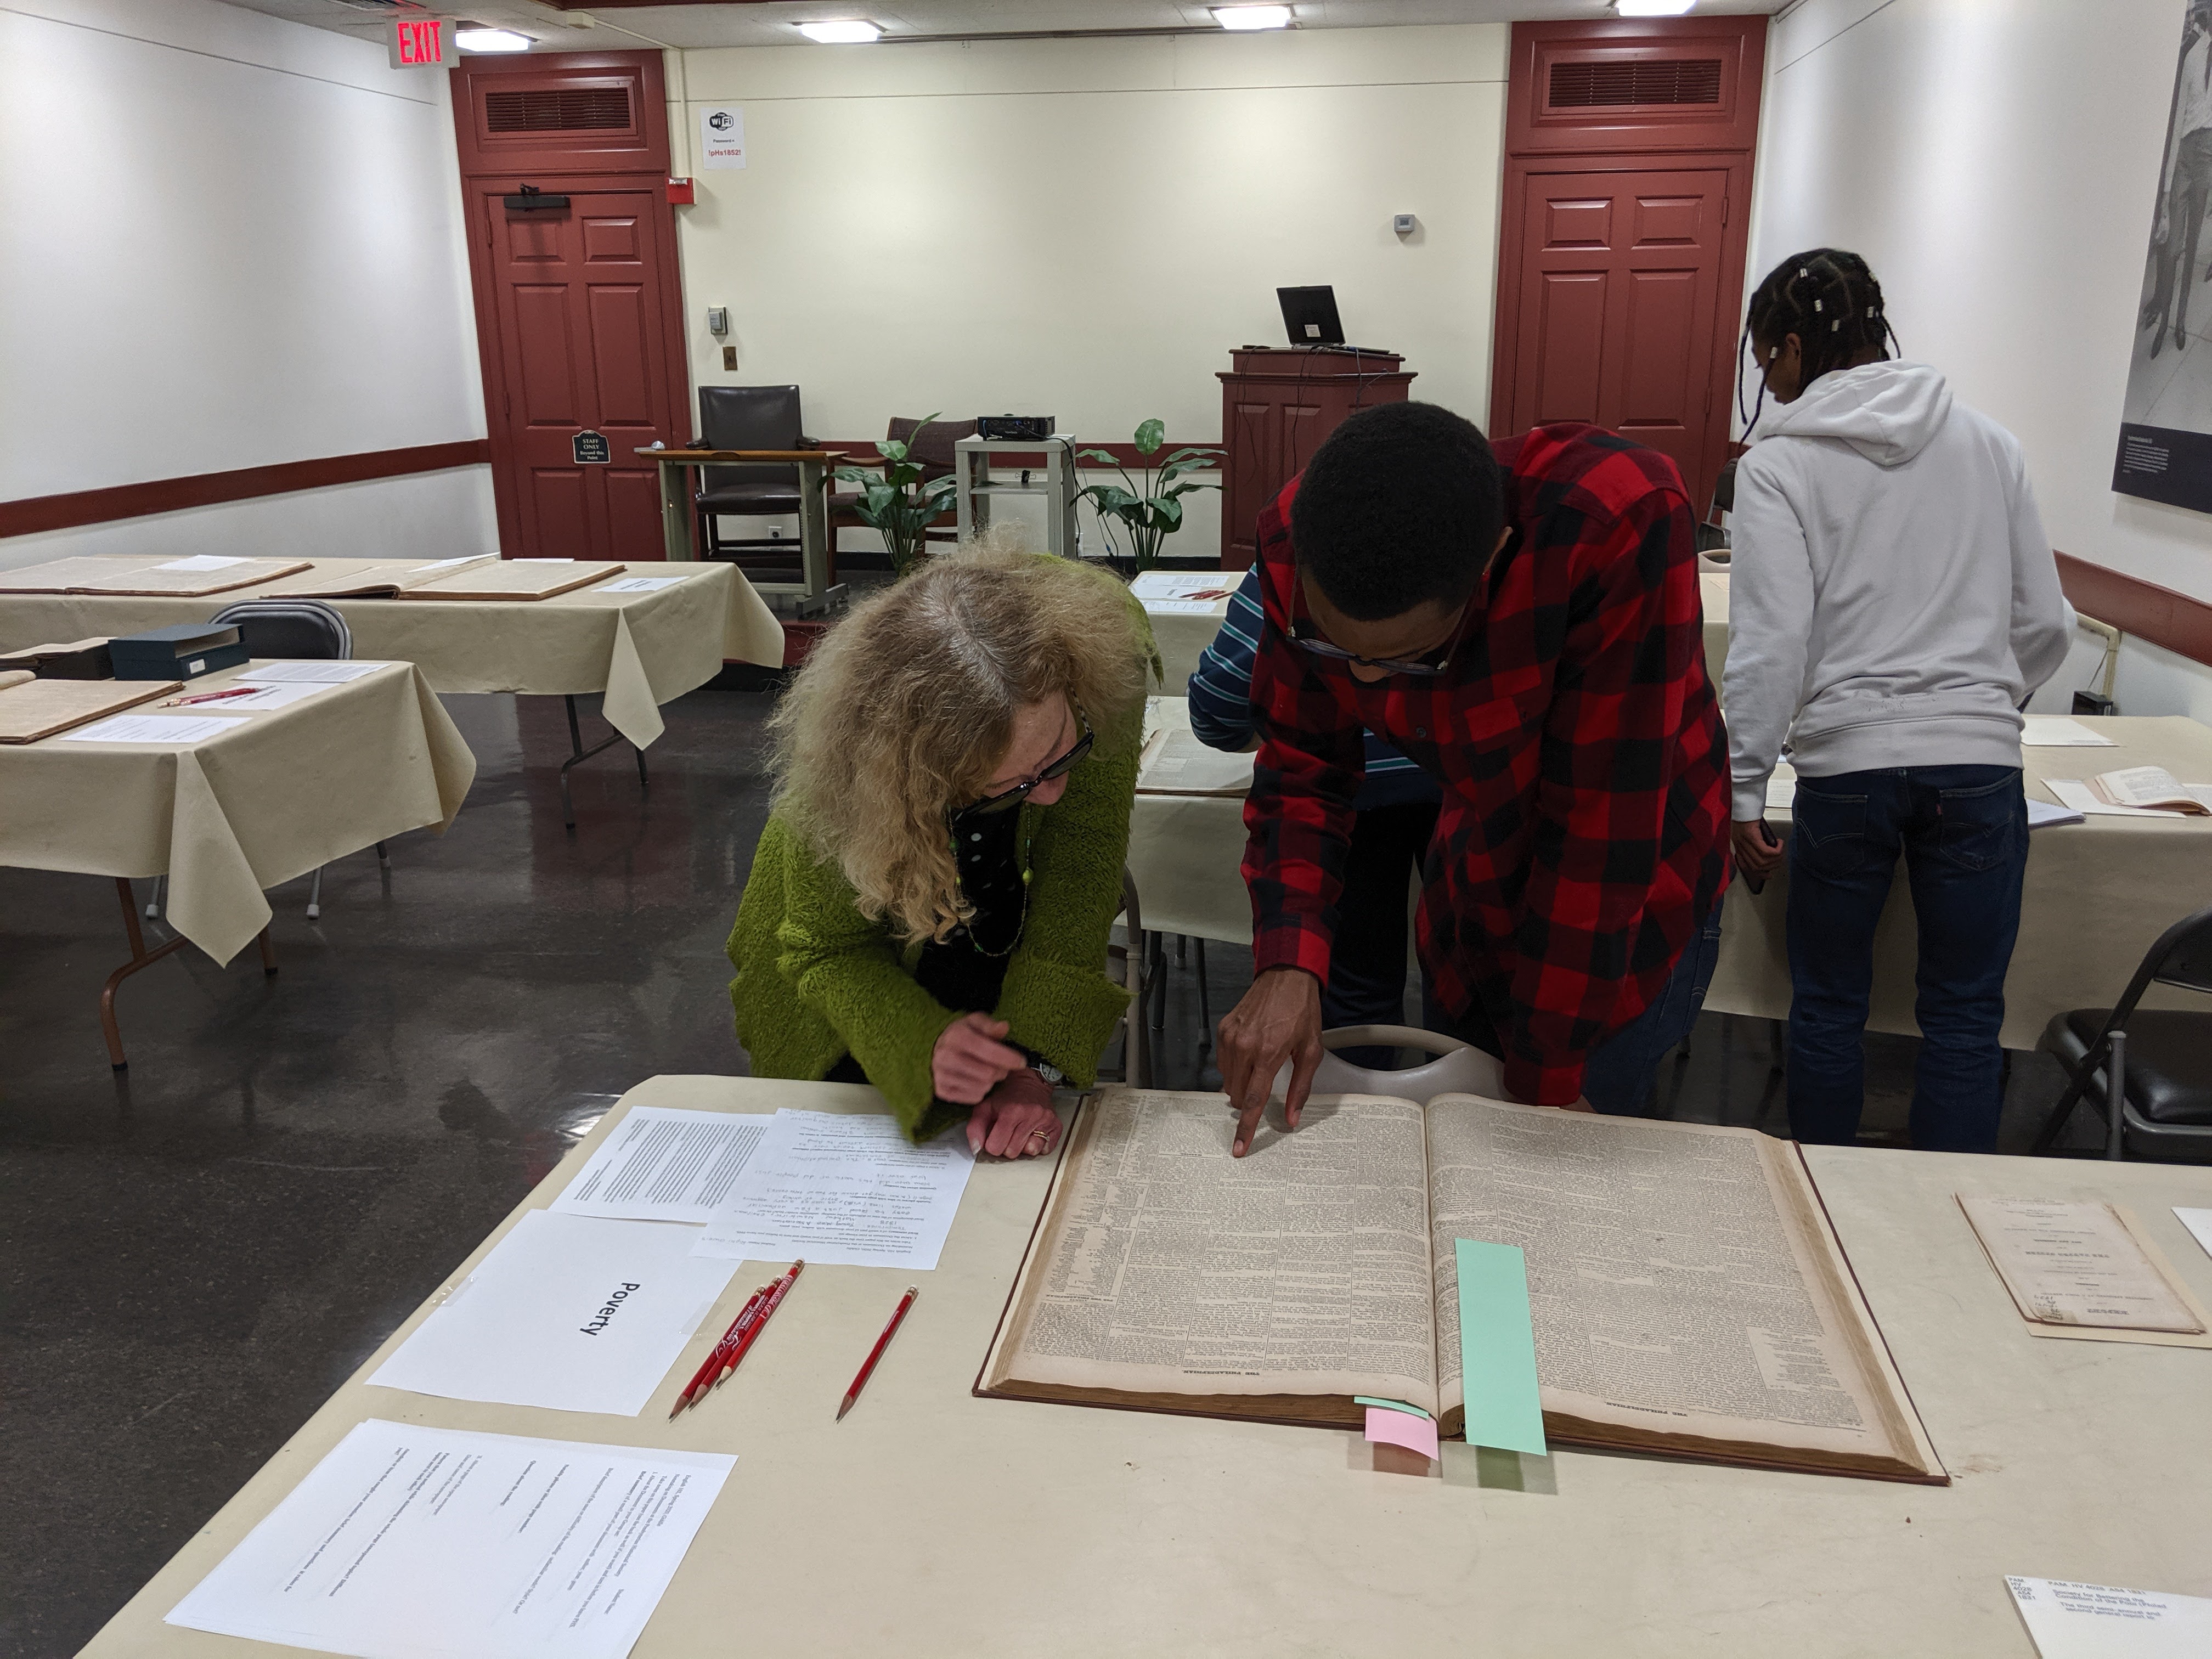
top-left (637, 448), bottom-right (845, 616)
top-left (81, 1074), bottom-right (2212, 1657)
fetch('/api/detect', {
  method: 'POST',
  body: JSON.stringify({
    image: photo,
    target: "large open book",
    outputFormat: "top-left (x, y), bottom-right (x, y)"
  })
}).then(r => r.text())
top-left (979, 1089), bottom-right (1946, 1483)
top-left (0, 556), bottom-right (310, 596)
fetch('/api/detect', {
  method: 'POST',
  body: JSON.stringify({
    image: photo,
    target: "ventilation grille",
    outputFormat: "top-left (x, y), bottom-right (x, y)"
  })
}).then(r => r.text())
top-left (483, 87), bottom-right (633, 134)
top-left (1548, 58), bottom-right (1722, 110)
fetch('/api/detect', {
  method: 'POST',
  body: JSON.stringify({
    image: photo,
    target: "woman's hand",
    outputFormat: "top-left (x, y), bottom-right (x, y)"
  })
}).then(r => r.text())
top-left (967, 1068), bottom-right (1063, 1159)
top-left (932, 1012), bottom-right (1027, 1104)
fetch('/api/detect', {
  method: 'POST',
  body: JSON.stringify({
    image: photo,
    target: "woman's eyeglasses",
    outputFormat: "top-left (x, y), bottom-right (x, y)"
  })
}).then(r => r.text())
top-left (963, 712), bottom-right (1093, 814)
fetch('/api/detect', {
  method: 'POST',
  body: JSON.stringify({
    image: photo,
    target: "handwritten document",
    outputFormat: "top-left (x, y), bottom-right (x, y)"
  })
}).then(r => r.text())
top-left (1960, 1198), bottom-right (2205, 1333)
top-left (370, 1211), bottom-right (739, 1415)
top-left (166, 1420), bottom-right (733, 1659)
top-left (551, 1107), bottom-right (769, 1226)
top-left (692, 1109), bottom-right (974, 1271)
top-left (2007, 1577), bottom-right (2212, 1658)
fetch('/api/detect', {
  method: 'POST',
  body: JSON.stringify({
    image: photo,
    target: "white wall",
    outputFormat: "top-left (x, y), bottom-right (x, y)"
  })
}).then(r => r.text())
top-left (667, 25), bottom-right (1508, 561)
top-left (1749, 0), bottom-right (2212, 712)
top-left (0, 0), bottom-right (496, 572)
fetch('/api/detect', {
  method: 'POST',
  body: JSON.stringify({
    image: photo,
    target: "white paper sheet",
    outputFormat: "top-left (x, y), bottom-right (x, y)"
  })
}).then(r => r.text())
top-left (204, 680), bottom-right (332, 710)
top-left (1764, 761), bottom-right (1796, 811)
top-left (155, 555), bottom-right (251, 571)
top-left (2022, 716), bottom-right (2118, 747)
top-left (2028, 797), bottom-right (2086, 829)
top-left (369, 1210), bottom-right (739, 1415)
top-left (1130, 571), bottom-right (1238, 600)
top-left (693, 1109), bottom-right (975, 1270)
top-left (2044, 780), bottom-right (2193, 820)
top-left (2177, 1207), bottom-right (2212, 1261)
top-left (601, 576), bottom-right (685, 593)
top-left (412, 556), bottom-right (483, 571)
top-left (236, 660), bottom-right (390, 684)
top-left (550, 1107), bottom-right (770, 1225)
top-left (61, 714), bottom-right (249, 743)
top-left (1143, 598), bottom-right (1228, 614)
top-left (2007, 1577), bottom-right (2212, 1657)
top-left (165, 1419), bottom-right (733, 1659)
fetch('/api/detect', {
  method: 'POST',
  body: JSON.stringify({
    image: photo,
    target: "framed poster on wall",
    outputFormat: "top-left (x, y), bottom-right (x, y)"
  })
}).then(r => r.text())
top-left (2117, 2), bottom-right (2212, 511)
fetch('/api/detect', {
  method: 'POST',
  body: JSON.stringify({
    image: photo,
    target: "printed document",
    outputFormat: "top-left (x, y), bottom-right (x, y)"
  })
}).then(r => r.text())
top-left (370, 1211), bottom-right (740, 1415)
top-left (2021, 717), bottom-right (2117, 747)
top-left (602, 576), bottom-right (685, 593)
top-left (63, 714), bottom-right (248, 743)
top-left (1130, 571), bottom-right (1237, 601)
top-left (166, 1419), bottom-right (733, 1659)
top-left (238, 661), bottom-right (389, 684)
top-left (1960, 1197), bottom-right (2204, 1333)
top-left (550, 1107), bottom-right (770, 1225)
top-left (693, 1109), bottom-right (975, 1270)
top-left (213, 681), bottom-right (334, 710)
top-left (155, 555), bottom-right (251, 572)
top-left (2007, 1577), bottom-right (2212, 1658)
top-left (2177, 1207), bottom-right (2212, 1260)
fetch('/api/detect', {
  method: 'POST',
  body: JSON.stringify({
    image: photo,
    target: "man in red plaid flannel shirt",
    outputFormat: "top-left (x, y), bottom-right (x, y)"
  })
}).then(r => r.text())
top-left (1216, 403), bottom-right (1731, 1156)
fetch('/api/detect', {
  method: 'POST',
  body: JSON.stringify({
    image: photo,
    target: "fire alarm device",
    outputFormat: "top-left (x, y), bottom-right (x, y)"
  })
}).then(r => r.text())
top-left (707, 307), bottom-right (729, 336)
top-left (667, 177), bottom-right (696, 206)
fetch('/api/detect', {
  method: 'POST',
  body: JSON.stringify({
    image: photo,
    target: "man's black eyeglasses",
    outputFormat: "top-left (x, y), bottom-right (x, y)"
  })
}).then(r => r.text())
top-left (1289, 615), bottom-right (1463, 678)
top-left (963, 711), bottom-right (1093, 814)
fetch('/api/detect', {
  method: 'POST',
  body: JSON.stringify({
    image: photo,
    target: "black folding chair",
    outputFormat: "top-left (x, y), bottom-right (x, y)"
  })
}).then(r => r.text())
top-left (2032, 903), bottom-right (2212, 1161)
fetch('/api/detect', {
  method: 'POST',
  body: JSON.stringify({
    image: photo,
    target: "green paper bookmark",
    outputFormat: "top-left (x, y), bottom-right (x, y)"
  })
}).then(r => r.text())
top-left (1353, 1396), bottom-right (1432, 1420)
top-left (1455, 1238), bottom-right (1548, 1457)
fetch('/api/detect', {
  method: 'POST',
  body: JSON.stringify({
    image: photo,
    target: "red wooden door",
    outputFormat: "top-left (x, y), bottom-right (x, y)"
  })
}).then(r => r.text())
top-left (473, 179), bottom-right (680, 561)
top-left (1506, 167), bottom-right (1730, 502)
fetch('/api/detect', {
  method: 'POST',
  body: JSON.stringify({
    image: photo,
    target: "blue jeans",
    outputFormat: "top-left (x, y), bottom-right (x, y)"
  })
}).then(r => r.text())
top-left (1786, 765), bottom-right (2028, 1153)
top-left (1422, 903), bottom-right (1723, 1116)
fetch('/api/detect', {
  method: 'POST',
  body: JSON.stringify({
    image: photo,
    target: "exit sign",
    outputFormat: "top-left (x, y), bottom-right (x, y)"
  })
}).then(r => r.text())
top-left (387, 16), bottom-right (447, 69)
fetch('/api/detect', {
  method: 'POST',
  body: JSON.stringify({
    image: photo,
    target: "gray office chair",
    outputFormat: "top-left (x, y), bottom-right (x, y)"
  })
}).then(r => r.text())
top-left (194, 597), bottom-right (388, 922)
top-left (695, 385), bottom-right (808, 563)
top-left (2033, 903), bottom-right (2212, 1161)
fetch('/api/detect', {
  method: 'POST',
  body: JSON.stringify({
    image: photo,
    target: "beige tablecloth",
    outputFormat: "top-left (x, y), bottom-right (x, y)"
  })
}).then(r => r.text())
top-left (1126, 696), bottom-right (1254, 943)
top-left (0, 661), bottom-right (475, 965)
top-left (1701, 569), bottom-right (1730, 687)
top-left (0, 557), bottom-right (784, 748)
top-left (1144, 597), bottom-right (1231, 693)
top-left (1706, 715), bottom-right (2212, 1047)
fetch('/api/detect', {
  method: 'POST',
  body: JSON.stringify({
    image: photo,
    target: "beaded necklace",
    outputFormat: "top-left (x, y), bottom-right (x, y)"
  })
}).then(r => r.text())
top-left (946, 811), bottom-right (1033, 959)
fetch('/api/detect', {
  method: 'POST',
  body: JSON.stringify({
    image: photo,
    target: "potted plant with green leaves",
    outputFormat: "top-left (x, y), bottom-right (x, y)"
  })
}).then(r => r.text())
top-left (1077, 420), bottom-right (1224, 575)
top-left (832, 415), bottom-right (961, 577)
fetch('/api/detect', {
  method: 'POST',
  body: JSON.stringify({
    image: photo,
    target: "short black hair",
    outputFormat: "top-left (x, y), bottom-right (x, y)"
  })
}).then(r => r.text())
top-left (1289, 402), bottom-right (1503, 622)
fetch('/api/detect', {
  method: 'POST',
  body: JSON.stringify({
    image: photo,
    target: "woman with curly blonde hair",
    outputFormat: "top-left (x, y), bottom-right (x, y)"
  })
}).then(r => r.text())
top-left (727, 533), bottom-right (1155, 1155)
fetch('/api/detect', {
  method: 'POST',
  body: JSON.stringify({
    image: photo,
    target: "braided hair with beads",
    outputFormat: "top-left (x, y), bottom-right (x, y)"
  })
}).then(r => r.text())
top-left (1735, 248), bottom-right (1901, 431)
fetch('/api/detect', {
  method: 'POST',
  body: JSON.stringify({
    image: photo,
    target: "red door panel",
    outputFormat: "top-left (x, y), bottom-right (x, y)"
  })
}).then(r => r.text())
top-left (1506, 167), bottom-right (1727, 501)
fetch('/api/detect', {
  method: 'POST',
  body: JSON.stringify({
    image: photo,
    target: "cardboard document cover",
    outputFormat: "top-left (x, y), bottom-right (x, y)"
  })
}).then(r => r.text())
top-left (0, 678), bottom-right (182, 743)
top-left (402, 560), bottom-right (627, 601)
top-left (0, 637), bottom-right (114, 679)
top-left (0, 556), bottom-right (310, 596)
top-left (980, 1089), bottom-right (1948, 1484)
top-left (280, 554), bottom-right (500, 597)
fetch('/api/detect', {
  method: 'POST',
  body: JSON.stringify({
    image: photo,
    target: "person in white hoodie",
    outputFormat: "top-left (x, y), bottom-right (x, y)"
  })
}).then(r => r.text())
top-left (1726, 249), bottom-right (2073, 1153)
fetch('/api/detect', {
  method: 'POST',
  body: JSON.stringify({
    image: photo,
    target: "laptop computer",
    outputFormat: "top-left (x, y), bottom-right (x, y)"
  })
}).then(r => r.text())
top-left (1276, 286), bottom-right (1383, 353)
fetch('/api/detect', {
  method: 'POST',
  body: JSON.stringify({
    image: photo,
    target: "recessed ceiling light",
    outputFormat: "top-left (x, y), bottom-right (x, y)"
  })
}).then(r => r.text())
top-left (797, 20), bottom-right (883, 43)
top-left (1212, 5), bottom-right (1293, 30)
top-left (454, 26), bottom-right (533, 52)
top-left (1613, 0), bottom-right (1696, 15)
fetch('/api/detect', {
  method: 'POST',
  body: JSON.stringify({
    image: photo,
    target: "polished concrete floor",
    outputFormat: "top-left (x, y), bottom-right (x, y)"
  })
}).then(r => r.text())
top-left (0, 681), bottom-right (2106, 1658)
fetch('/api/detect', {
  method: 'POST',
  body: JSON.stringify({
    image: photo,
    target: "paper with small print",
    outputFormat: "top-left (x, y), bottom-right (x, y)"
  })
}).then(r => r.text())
top-left (2021, 717), bottom-right (2118, 747)
top-left (154, 555), bottom-right (251, 572)
top-left (207, 681), bottom-right (332, 710)
top-left (370, 1210), bottom-right (740, 1415)
top-left (693, 1109), bottom-right (974, 1270)
top-left (236, 661), bottom-right (388, 684)
top-left (551, 1107), bottom-right (770, 1225)
top-left (601, 576), bottom-right (685, 593)
top-left (2006, 1577), bottom-right (2212, 1657)
top-left (1130, 571), bottom-right (1235, 601)
top-left (165, 1418), bottom-right (733, 1659)
top-left (63, 714), bottom-right (248, 743)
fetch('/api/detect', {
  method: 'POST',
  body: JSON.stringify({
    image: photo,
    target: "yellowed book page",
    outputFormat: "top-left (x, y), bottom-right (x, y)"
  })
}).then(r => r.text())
top-left (990, 1089), bottom-right (1438, 1411)
top-left (1135, 729), bottom-right (1255, 796)
top-left (403, 560), bottom-right (625, 601)
top-left (1960, 1197), bottom-right (2207, 1334)
top-left (2091, 765), bottom-right (2210, 814)
top-left (281, 555), bottom-right (498, 597)
top-left (72, 557), bottom-right (311, 595)
top-left (1425, 1099), bottom-right (1928, 1472)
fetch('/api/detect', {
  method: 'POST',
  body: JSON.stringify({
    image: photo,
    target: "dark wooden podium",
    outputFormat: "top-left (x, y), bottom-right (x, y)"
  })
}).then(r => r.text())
top-left (1216, 347), bottom-right (1415, 568)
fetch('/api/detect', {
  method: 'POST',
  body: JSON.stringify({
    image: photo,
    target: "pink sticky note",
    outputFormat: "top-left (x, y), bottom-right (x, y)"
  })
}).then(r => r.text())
top-left (1364, 1405), bottom-right (1439, 1461)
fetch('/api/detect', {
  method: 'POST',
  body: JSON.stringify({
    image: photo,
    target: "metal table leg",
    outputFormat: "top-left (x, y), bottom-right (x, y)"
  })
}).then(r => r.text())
top-left (559, 694), bottom-right (650, 829)
top-left (101, 877), bottom-right (275, 1070)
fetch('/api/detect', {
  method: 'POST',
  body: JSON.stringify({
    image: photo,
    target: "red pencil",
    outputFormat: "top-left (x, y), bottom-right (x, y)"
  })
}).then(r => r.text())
top-left (837, 1286), bottom-right (918, 1421)
top-left (710, 1259), bottom-right (804, 1391)
top-left (668, 1285), bottom-right (767, 1419)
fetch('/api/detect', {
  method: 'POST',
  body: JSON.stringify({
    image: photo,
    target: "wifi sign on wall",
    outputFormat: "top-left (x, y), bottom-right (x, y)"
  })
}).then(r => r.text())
top-left (387, 16), bottom-right (447, 69)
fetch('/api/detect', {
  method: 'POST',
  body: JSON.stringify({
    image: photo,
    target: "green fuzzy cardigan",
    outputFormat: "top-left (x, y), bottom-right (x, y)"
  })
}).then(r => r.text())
top-left (726, 690), bottom-right (1143, 1145)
